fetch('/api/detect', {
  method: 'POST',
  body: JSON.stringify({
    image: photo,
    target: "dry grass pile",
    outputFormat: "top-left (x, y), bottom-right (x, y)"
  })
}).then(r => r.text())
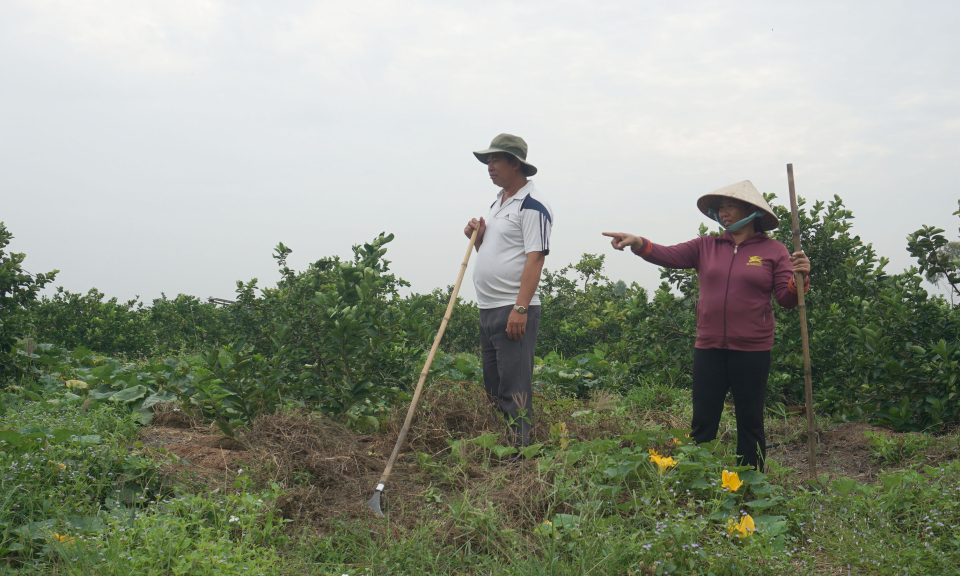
top-left (238, 411), bottom-right (426, 530)
top-left (392, 380), bottom-right (660, 450)
top-left (141, 380), bottom-right (697, 532)
top-left (150, 403), bottom-right (204, 429)
top-left (383, 380), bottom-right (503, 454)
top-left (140, 426), bottom-right (248, 491)
top-left (243, 411), bottom-right (382, 488)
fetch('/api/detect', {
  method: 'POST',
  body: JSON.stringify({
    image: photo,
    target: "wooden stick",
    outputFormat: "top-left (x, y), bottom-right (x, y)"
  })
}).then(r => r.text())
top-left (787, 163), bottom-right (817, 479)
top-left (366, 226), bottom-right (480, 516)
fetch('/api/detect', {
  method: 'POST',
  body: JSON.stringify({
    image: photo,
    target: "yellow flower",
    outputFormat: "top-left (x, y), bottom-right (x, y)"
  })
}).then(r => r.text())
top-left (64, 380), bottom-right (88, 390)
top-left (648, 450), bottom-right (677, 474)
top-left (50, 461), bottom-right (66, 471)
top-left (54, 533), bottom-right (75, 544)
top-left (721, 470), bottom-right (743, 492)
top-left (727, 515), bottom-right (756, 538)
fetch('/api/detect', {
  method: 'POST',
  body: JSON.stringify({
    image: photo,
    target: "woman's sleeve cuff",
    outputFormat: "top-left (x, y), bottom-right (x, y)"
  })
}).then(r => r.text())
top-left (788, 275), bottom-right (810, 293)
top-left (631, 237), bottom-right (653, 258)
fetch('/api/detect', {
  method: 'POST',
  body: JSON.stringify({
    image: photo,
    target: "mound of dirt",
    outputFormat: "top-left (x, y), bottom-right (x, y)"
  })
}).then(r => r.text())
top-left (140, 426), bottom-right (249, 490)
top-left (138, 380), bottom-right (727, 532)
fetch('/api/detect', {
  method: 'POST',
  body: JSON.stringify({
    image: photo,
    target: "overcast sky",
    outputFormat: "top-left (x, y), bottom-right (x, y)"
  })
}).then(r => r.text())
top-left (3, 1), bottom-right (958, 305)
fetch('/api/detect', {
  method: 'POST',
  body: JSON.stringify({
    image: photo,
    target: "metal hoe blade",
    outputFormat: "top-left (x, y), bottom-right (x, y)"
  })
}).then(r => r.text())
top-left (366, 486), bottom-right (384, 517)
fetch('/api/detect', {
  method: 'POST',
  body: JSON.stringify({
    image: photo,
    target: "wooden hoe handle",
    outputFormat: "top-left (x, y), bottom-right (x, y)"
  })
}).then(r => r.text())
top-left (367, 226), bottom-right (480, 516)
top-left (787, 164), bottom-right (818, 479)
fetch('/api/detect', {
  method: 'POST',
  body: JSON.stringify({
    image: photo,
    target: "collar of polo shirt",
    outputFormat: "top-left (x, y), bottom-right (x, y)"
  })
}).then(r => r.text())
top-left (498, 181), bottom-right (534, 203)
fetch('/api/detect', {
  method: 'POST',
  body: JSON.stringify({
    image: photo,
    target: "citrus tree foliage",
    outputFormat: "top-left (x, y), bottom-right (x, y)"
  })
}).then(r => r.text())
top-left (32, 288), bottom-right (150, 355)
top-left (538, 254), bottom-right (634, 358)
top-left (764, 195), bottom-right (960, 431)
top-left (414, 286), bottom-right (480, 356)
top-left (223, 233), bottom-right (432, 424)
top-left (907, 199), bottom-right (960, 299)
top-left (31, 289), bottom-right (230, 357)
top-left (0, 222), bottom-right (57, 382)
top-left (7, 199), bottom-right (960, 433)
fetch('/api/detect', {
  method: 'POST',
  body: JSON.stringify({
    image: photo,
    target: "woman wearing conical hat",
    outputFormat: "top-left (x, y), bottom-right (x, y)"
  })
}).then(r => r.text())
top-left (603, 181), bottom-right (810, 470)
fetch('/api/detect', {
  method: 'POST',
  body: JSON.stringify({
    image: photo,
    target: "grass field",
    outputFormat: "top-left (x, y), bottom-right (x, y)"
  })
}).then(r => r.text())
top-left (3, 379), bottom-right (960, 575)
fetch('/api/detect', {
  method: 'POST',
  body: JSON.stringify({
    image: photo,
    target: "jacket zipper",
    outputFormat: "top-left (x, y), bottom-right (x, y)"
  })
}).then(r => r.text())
top-left (722, 244), bottom-right (738, 348)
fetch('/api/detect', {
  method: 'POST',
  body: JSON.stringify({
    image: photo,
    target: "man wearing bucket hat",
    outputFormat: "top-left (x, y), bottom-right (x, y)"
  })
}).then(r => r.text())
top-left (603, 181), bottom-right (810, 469)
top-left (464, 134), bottom-right (553, 447)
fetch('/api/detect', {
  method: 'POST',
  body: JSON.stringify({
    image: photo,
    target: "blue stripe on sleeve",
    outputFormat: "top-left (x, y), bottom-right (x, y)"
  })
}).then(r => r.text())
top-left (520, 195), bottom-right (552, 223)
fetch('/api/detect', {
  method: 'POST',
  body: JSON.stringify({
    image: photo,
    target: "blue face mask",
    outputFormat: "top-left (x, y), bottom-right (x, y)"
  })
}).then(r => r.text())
top-left (708, 208), bottom-right (762, 232)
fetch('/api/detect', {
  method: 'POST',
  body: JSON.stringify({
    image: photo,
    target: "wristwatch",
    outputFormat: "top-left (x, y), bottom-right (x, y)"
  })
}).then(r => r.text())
top-left (513, 305), bottom-right (527, 314)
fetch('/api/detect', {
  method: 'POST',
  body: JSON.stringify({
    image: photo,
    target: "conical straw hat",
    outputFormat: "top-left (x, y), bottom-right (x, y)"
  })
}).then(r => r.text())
top-left (697, 180), bottom-right (779, 231)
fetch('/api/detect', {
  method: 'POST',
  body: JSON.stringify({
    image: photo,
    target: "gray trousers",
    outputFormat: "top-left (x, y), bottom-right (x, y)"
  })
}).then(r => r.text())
top-left (478, 304), bottom-right (541, 445)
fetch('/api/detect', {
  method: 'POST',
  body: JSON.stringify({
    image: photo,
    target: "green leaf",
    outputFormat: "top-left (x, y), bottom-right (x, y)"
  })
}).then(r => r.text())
top-left (141, 391), bottom-right (177, 410)
top-left (0, 431), bottom-right (23, 448)
top-left (739, 470), bottom-right (767, 484)
top-left (749, 483), bottom-right (777, 495)
top-left (753, 515), bottom-right (789, 536)
top-left (90, 385), bottom-right (117, 400)
top-left (68, 516), bottom-right (106, 533)
top-left (110, 385), bottom-right (148, 403)
top-left (216, 420), bottom-right (236, 438)
top-left (469, 433), bottom-right (498, 450)
top-left (830, 477), bottom-right (859, 496)
top-left (744, 497), bottom-right (782, 510)
top-left (16, 519), bottom-right (55, 537)
top-left (51, 429), bottom-right (79, 443)
top-left (676, 460), bottom-right (704, 472)
top-left (357, 415), bottom-right (380, 433)
top-left (519, 443), bottom-right (543, 459)
top-left (551, 514), bottom-right (581, 530)
top-left (492, 445), bottom-right (518, 458)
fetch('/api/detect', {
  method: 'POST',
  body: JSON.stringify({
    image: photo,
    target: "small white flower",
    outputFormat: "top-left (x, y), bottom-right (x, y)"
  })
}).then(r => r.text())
top-left (229, 516), bottom-right (239, 523)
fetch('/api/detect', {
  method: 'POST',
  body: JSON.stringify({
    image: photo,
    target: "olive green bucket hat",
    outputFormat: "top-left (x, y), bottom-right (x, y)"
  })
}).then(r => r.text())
top-left (697, 180), bottom-right (779, 231)
top-left (473, 133), bottom-right (538, 177)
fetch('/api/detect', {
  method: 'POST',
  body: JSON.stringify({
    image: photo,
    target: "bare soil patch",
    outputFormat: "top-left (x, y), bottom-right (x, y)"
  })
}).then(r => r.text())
top-left (770, 421), bottom-right (899, 483)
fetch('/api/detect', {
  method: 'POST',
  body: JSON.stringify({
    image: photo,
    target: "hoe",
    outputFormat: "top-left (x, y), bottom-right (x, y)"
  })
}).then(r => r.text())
top-left (367, 226), bottom-right (479, 516)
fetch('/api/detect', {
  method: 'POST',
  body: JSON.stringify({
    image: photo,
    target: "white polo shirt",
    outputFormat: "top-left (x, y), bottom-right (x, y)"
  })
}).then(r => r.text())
top-left (473, 181), bottom-right (554, 310)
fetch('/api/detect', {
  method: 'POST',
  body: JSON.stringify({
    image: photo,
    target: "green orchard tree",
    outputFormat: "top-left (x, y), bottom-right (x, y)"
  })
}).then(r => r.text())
top-left (0, 222), bottom-right (57, 382)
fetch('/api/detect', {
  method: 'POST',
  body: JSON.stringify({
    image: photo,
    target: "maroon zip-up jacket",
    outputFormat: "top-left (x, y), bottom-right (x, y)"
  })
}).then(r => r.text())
top-left (637, 231), bottom-right (808, 351)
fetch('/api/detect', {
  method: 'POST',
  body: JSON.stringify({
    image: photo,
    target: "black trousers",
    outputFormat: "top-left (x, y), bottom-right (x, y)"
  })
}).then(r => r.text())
top-left (691, 348), bottom-right (771, 469)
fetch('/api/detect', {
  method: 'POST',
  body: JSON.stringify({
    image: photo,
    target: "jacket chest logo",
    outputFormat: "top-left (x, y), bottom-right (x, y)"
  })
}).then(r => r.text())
top-left (746, 256), bottom-right (763, 267)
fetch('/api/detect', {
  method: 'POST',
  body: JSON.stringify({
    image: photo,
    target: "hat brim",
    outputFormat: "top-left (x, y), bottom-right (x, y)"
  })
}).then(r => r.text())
top-left (697, 185), bottom-right (780, 231)
top-left (473, 148), bottom-right (538, 177)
